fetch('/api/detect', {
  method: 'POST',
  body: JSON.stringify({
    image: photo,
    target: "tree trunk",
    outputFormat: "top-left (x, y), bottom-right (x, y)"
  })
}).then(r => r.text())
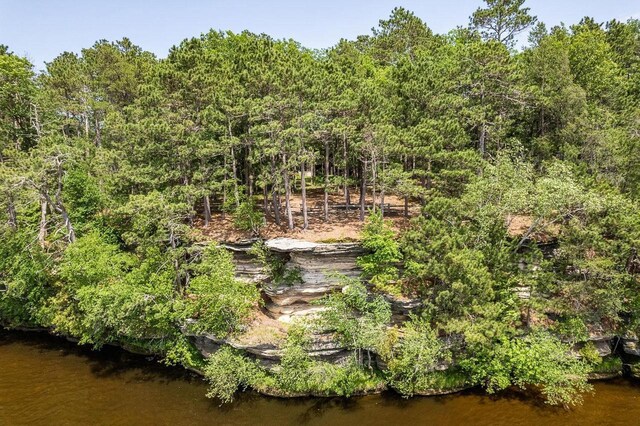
top-left (301, 160), bottom-right (308, 230)
top-left (324, 140), bottom-right (329, 221)
top-left (343, 130), bottom-right (350, 209)
top-left (270, 156), bottom-right (281, 226)
top-left (31, 103), bottom-right (42, 139)
top-left (228, 118), bottom-right (239, 207)
top-left (42, 189), bottom-right (76, 244)
top-left (272, 189), bottom-right (281, 226)
top-left (403, 155), bottom-right (409, 218)
top-left (222, 157), bottom-right (227, 220)
top-left (245, 144), bottom-right (253, 197)
top-left (203, 194), bottom-right (211, 227)
top-left (404, 196), bottom-right (409, 218)
top-left (283, 154), bottom-right (294, 230)
top-left (38, 197), bottom-right (47, 248)
top-left (479, 123), bottom-right (486, 157)
top-left (59, 205), bottom-right (76, 243)
top-left (371, 153), bottom-right (377, 214)
top-left (380, 152), bottom-right (385, 218)
top-left (230, 145), bottom-right (239, 207)
top-left (6, 197), bottom-right (17, 230)
top-left (52, 156), bottom-right (75, 243)
top-left (359, 160), bottom-right (366, 222)
top-left (263, 184), bottom-right (268, 214)
top-left (94, 116), bottom-right (101, 147)
top-left (184, 175), bottom-right (193, 226)
top-left (297, 102), bottom-right (306, 231)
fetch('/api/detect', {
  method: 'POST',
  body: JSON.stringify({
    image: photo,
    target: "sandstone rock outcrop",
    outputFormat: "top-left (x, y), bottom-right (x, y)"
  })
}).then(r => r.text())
top-left (622, 335), bottom-right (640, 356)
top-left (260, 238), bottom-right (364, 320)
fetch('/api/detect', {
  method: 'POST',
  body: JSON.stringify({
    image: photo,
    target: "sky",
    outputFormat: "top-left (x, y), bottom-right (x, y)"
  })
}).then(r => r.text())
top-left (2, 0), bottom-right (639, 70)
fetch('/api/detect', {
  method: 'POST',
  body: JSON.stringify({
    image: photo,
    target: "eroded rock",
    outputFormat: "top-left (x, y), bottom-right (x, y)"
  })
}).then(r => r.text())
top-left (261, 239), bottom-right (363, 306)
top-left (622, 335), bottom-right (640, 357)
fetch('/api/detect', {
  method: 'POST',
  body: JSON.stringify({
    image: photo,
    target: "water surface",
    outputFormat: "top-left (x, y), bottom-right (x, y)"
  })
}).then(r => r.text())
top-left (1, 330), bottom-right (638, 425)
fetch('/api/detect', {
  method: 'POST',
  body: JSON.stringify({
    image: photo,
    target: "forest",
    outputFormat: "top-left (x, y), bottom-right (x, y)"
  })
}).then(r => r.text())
top-left (1, 0), bottom-right (639, 406)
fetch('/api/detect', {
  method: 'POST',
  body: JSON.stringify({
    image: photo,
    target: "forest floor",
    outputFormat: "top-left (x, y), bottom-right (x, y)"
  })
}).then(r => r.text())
top-left (194, 187), bottom-right (556, 243)
top-left (196, 188), bottom-right (420, 243)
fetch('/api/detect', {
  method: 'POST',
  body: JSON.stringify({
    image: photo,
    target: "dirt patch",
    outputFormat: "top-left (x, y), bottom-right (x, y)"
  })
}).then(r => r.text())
top-left (233, 308), bottom-right (290, 347)
top-left (506, 214), bottom-right (560, 242)
top-left (197, 188), bottom-right (420, 243)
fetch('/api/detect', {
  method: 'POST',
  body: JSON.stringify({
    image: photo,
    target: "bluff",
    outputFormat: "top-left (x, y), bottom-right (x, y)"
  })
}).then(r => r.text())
top-left (185, 237), bottom-right (634, 397)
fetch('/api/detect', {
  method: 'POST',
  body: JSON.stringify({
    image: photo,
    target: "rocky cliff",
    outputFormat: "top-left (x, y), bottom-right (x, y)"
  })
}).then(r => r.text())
top-left (186, 237), bottom-right (631, 397)
top-left (189, 238), bottom-right (368, 369)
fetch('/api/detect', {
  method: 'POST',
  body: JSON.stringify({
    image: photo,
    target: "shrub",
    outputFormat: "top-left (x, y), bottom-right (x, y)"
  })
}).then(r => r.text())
top-left (233, 199), bottom-right (264, 236)
top-left (180, 245), bottom-right (260, 337)
top-left (357, 212), bottom-right (402, 294)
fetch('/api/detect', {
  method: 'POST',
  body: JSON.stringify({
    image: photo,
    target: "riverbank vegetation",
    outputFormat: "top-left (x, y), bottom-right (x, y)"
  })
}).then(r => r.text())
top-left (1, 0), bottom-right (639, 407)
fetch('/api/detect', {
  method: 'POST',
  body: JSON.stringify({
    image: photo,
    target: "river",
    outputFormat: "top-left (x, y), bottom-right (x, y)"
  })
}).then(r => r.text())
top-left (1, 329), bottom-right (639, 426)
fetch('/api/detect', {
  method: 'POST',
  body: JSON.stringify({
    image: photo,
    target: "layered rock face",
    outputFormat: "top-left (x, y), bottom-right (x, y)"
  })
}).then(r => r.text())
top-left (223, 240), bottom-right (269, 283)
top-left (188, 329), bottom-right (353, 370)
top-left (622, 334), bottom-right (640, 357)
top-left (621, 335), bottom-right (640, 379)
top-left (188, 238), bottom-right (367, 368)
top-left (262, 238), bottom-right (364, 319)
top-left (224, 238), bottom-right (366, 320)
top-left (189, 238), bottom-right (426, 376)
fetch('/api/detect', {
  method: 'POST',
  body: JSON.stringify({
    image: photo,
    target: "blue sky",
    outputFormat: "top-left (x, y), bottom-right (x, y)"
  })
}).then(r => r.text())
top-left (2, 0), bottom-right (639, 69)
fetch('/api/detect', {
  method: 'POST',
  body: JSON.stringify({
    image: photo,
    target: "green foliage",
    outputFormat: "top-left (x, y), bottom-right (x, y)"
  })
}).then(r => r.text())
top-left (357, 211), bottom-right (402, 294)
top-left (273, 325), bottom-right (314, 393)
top-left (204, 325), bottom-right (386, 403)
top-left (232, 198), bottom-right (264, 235)
top-left (0, 230), bottom-right (53, 327)
top-left (579, 342), bottom-right (602, 366)
top-left (249, 241), bottom-right (302, 286)
top-left (180, 245), bottom-right (260, 337)
top-left (591, 355), bottom-right (622, 375)
top-left (553, 317), bottom-right (589, 343)
top-left (471, 0), bottom-right (537, 46)
top-left (51, 232), bottom-right (176, 346)
top-left (274, 324), bottom-right (385, 396)
top-left (318, 278), bottom-right (391, 367)
top-left (58, 231), bottom-right (133, 290)
top-left (383, 316), bottom-right (458, 396)
top-left (163, 335), bottom-right (206, 370)
top-left (461, 330), bottom-right (593, 406)
top-left (63, 168), bottom-right (104, 229)
top-left (400, 153), bottom-right (639, 405)
top-left (203, 346), bottom-right (268, 403)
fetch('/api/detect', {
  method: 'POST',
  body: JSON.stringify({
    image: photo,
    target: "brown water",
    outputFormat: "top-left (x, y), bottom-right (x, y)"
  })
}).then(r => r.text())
top-left (1, 330), bottom-right (639, 426)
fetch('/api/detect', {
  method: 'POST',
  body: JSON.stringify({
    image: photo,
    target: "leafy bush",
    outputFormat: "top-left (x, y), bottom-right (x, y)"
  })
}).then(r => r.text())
top-left (52, 236), bottom-right (176, 347)
top-left (318, 278), bottom-right (391, 367)
top-left (357, 212), bottom-right (402, 294)
top-left (204, 325), bottom-right (386, 403)
top-left (180, 245), bottom-right (260, 337)
top-left (233, 199), bottom-right (264, 235)
top-left (579, 342), bottom-right (602, 365)
top-left (0, 230), bottom-right (53, 327)
top-left (249, 240), bottom-right (302, 286)
top-left (203, 346), bottom-right (269, 403)
top-left (461, 330), bottom-right (593, 406)
top-left (383, 316), bottom-right (456, 396)
top-left (591, 355), bottom-right (622, 375)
